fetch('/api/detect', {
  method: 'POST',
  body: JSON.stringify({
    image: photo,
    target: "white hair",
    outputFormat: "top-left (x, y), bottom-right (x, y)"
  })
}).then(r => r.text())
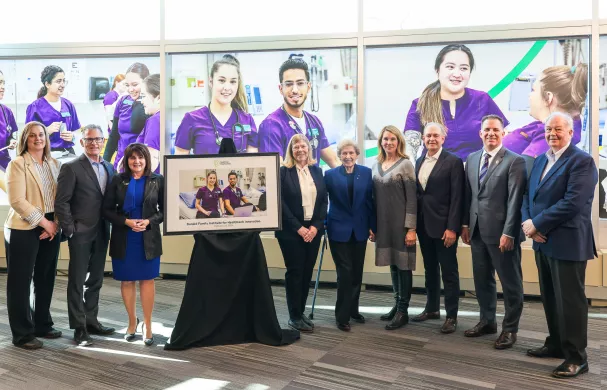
top-left (545, 111), bottom-right (574, 130)
top-left (336, 138), bottom-right (360, 156)
top-left (423, 122), bottom-right (447, 136)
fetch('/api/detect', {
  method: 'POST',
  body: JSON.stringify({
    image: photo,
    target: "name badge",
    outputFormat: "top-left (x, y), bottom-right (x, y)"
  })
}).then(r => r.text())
top-left (242, 125), bottom-right (251, 133)
top-left (61, 111), bottom-right (71, 118)
top-left (310, 128), bottom-right (319, 137)
top-left (124, 99), bottom-right (134, 106)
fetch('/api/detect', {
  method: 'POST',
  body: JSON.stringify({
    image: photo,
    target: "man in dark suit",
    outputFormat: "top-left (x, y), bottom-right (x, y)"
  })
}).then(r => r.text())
top-left (412, 123), bottom-right (464, 334)
top-left (461, 115), bottom-right (527, 350)
top-left (55, 124), bottom-right (116, 346)
top-left (522, 112), bottom-right (597, 378)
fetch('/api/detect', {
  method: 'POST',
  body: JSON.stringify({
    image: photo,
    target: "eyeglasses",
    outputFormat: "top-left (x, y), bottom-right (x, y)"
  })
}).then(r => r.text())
top-left (53, 79), bottom-right (68, 86)
top-left (83, 137), bottom-right (104, 144)
top-left (281, 80), bottom-right (308, 89)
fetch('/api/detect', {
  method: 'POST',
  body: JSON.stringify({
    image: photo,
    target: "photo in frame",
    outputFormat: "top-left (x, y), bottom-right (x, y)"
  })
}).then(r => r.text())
top-left (163, 153), bottom-right (281, 235)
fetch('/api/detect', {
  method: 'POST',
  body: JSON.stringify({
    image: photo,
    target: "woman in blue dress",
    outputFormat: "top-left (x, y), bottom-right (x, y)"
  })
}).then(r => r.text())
top-left (103, 143), bottom-right (164, 346)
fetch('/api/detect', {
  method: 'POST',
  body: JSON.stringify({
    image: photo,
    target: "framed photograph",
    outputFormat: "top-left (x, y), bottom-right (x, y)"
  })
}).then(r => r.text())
top-left (164, 153), bottom-right (281, 235)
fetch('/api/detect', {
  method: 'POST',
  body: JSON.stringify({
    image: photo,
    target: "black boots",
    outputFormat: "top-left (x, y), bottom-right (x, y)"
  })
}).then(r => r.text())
top-left (384, 266), bottom-right (412, 330)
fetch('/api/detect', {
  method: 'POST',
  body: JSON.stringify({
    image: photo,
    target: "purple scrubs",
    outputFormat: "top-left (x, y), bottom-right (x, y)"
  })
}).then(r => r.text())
top-left (0, 104), bottom-right (18, 171)
top-left (103, 90), bottom-right (120, 134)
top-left (258, 107), bottom-right (330, 164)
top-left (136, 111), bottom-right (160, 174)
top-left (223, 186), bottom-right (244, 210)
top-left (404, 88), bottom-right (509, 160)
top-left (502, 118), bottom-right (582, 158)
top-left (26, 97), bottom-right (81, 150)
top-left (174, 106), bottom-right (258, 155)
top-left (196, 186), bottom-right (223, 213)
top-left (114, 95), bottom-right (139, 169)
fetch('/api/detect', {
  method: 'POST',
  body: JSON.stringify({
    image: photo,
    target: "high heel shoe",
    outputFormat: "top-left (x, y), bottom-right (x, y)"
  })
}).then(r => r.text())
top-left (142, 322), bottom-right (154, 346)
top-left (124, 317), bottom-right (140, 342)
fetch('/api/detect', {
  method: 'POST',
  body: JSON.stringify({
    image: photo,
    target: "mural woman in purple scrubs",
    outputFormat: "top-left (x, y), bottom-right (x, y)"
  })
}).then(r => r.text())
top-left (174, 55), bottom-right (258, 155)
top-left (26, 65), bottom-right (81, 156)
top-left (404, 44), bottom-right (508, 161)
top-left (137, 74), bottom-right (161, 174)
top-left (103, 63), bottom-right (150, 170)
top-left (195, 171), bottom-right (224, 218)
top-left (103, 73), bottom-right (125, 134)
top-left (503, 63), bottom-right (588, 157)
top-left (0, 70), bottom-right (18, 192)
top-left (258, 59), bottom-right (339, 168)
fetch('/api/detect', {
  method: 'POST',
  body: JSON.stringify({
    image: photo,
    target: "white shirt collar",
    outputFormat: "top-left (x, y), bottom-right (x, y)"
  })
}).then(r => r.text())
top-left (483, 143), bottom-right (503, 158)
top-left (425, 147), bottom-right (442, 161)
top-left (547, 143), bottom-right (571, 161)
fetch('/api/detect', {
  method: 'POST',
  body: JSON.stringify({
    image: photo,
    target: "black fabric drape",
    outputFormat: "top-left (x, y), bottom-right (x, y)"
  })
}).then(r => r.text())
top-left (164, 232), bottom-right (299, 350)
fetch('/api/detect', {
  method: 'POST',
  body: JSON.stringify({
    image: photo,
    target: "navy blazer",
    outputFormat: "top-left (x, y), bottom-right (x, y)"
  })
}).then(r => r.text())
top-left (415, 150), bottom-right (464, 239)
top-left (276, 164), bottom-right (328, 239)
top-left (522, 145), bottom-right (597, 261)
top-left (324, 164), bottom-right (376, 242)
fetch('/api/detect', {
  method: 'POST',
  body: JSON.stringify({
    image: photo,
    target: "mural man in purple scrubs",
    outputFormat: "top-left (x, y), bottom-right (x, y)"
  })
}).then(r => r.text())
top-left (137, 74), bottom-right (161, 174)
top-left (503, 63), bottom-right (588, 157)
top-left (174, 55), bottom-right (258, 155)
top-left (404, 44), bottom-right (508, 161)
top-left (26, 65), bottom-right (81, 157)
top-left (258, 59), bottom-right (339, 168)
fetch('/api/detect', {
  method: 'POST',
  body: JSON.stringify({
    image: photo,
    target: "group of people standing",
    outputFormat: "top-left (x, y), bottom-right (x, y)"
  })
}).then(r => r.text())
top-left (276, 111), bottom-right (596, 380)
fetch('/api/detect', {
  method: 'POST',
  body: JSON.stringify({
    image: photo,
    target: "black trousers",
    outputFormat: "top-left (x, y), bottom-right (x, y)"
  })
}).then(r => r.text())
top-left (277, 222), bottom-right (322, 321)
top-left (329, 234), bottom-right (367, 324)
top-left (470, 227), bottom-right (523, 333)
top-left (5, 217), bottom-right (60, 344)
top-left (417, 227), bottom-right (460, 318)
top-left (536, 251), bottom-right (588, 364)
top-left (196, 210), bottom-right (220, 218)
top-left (67, 225), bottom-right (109, 330)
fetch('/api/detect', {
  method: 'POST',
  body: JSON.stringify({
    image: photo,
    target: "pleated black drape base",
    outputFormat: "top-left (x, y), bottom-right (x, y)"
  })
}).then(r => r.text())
top-left (164, 232), bottom-right (300, 350)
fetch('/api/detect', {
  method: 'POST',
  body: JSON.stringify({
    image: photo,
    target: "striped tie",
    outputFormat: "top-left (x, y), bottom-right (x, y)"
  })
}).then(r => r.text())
top-left (479, 153), bottom-right (490, 185)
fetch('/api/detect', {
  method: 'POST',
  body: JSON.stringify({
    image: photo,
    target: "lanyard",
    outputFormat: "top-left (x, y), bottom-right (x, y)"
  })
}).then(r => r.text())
top-left (281, 106), bottom-right (319, 151)
top-left (208, 105), bottom-right (246, 152)
top-left (1, 105), bottom-right (12, 133)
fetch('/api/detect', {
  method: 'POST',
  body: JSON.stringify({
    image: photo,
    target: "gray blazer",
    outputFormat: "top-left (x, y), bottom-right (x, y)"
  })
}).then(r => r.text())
top-left (55, 153), bottom-right (115, 244)
top-left (463, 146), bottom-right (527, 244)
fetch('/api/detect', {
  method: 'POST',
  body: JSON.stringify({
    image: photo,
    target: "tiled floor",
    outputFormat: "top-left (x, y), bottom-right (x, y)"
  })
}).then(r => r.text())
top-left (0, 274), bottom-right (604, 389)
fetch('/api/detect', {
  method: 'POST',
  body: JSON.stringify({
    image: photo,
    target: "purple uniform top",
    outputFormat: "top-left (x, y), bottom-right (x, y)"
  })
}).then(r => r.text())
top-left (174, 106), bottom-right (258, 155)
top-left (404, 88), bottom-right (509, 160)
top-left (502, 118), bottom-right (582, 158)
top-left (114, 95), bottom-right (139, 169)
top-left (258, 107), bottom-right (330, 165)
top-left (103, 90), bottom-right (120, 134)
top-left (0, 104), bottom-right (18, 171)
top-left (222, 186), bottom-right (244, 209)
top-left (196, 186), bottom-right (223, 213)
top-left (26, 97), bottom-right (81, 150)
top-left (136, 112), bottom-right (161, 174)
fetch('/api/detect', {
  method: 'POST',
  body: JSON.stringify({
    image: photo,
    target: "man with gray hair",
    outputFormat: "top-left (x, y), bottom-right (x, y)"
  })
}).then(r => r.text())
top-left (412, 122), bottom-right (464, 334)
top-left (55, 124), bottom-right (116, 346)
top-left (522, 112), bottom-right (597, 378)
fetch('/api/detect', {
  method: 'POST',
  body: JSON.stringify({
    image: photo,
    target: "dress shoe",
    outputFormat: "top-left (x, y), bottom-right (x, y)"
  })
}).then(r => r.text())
top-left (144, 336), bottom-right (155, 346)
top-left (302, 314), bottom-right (315, 328)
top-left (464, 321), bottom-right (497, 337)
top-left (36, 328), bottom-right (62, 339)
top-left (124, 317), bottom-right (140, 342)
top-left (380, 305), bottom-right (397, 321)
top-left (440, 318), bottom-right (457, 334)
top-left (73, 328), bottom-right (93, 347)
top-left (288, 319), bottom-right (313, 333)
top-left (351, 314), bottom-right (365, 324)
top-left (494, 331), bottom-right (517, 349)
top-left (385, 312), bottom-right (408, 330)
top-left (527, 346), bottom-right (564, 359)
top-left (87, 323), bottom-right (116, 336)
top-left (336, 322), bottom-right (351, 332)
top-left (14, 338), bottom-right (43, 350)
top-left (552, 361), bottom-right (589, 378)
top-left (412, 311), bottom-right (440, 322)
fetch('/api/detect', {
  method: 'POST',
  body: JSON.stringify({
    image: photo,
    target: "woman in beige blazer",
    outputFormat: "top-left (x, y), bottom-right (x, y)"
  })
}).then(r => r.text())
top-left (5, 121), bottom-right (62, 350)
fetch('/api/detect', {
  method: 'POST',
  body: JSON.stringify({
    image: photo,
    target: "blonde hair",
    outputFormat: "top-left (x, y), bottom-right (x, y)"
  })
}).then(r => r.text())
top-left (540, 63), bottom-right (588, 116)
top-left (377, 125), bottom-right (409, 163)
top-left (17, 121), bottom-right (52, 160)
top-left (283, 134), bottom-right (317, 168)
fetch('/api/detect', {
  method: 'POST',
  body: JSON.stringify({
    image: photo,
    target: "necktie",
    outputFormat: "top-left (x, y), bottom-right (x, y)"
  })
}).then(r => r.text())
top-left (479, 153), bottom-right (490, 185)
